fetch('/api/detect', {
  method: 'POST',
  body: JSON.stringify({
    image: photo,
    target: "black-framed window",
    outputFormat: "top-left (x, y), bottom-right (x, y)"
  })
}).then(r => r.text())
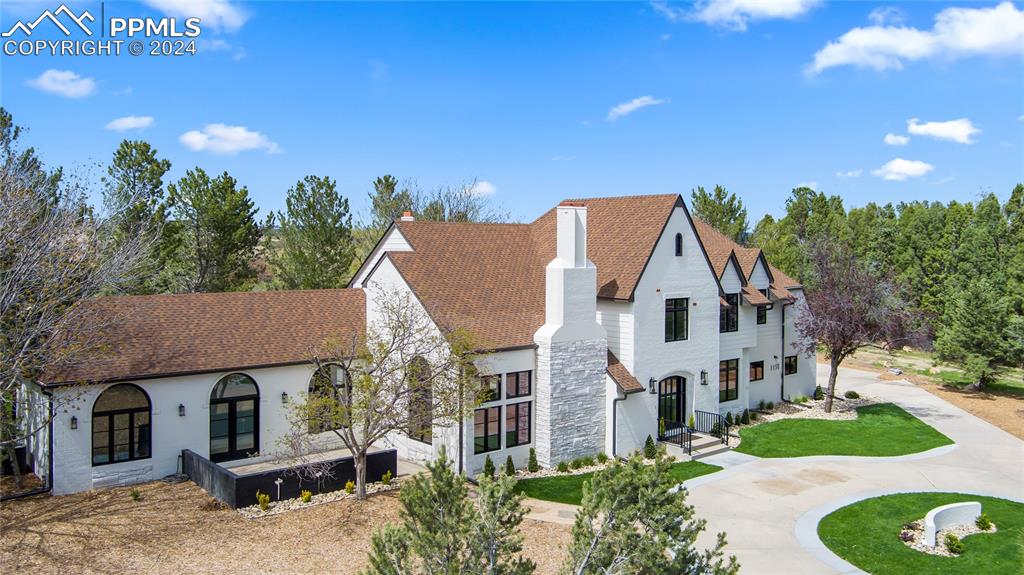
top-left (719, 359), bottom-right (739, 402)
top-left (474, 406), bottom-right (501, 454)
top-left (480, 375), bottom-right (501, 403)
top-left (308, 363), bottom-right (350, 434)
top-left (210, 373), bottom-right (260, 463)
top-left (92, 384), bottom-right (151, 466)
top-left (665, 298), bottom-right (689, 342)
top-left (408, 357), bottom-right (433, 444)
top-left (719, 293), bottom-right (739, 333)
top-left (506, 371), bottom-right (531, 399)
top-left (750, 361), bottom-right (764, 382)
top-left (756, 288), bottom-right (769, 324)
top-left (784, 355), bottom-right (798, 375)
top-left (505, 401), bottom-right (531, 448)
top-left (674, 233), bottom-right (683, 256)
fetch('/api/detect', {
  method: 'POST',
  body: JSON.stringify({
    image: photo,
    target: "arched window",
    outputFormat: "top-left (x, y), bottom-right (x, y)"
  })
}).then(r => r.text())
top-left (675, 233), bottom-right (683, 257)
top-left (407, 357), bottom-right (433, 444)
top-left (92, 384), bottom-right (151, 466)
top-left (210, 374), bottom-right (260, 463)
top-left (308, 364), bottom-right (350, 433)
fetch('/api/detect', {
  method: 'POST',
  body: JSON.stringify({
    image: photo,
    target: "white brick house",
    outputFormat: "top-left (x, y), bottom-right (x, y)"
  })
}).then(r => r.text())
top-left (28, 194), bottom-right (815, 494)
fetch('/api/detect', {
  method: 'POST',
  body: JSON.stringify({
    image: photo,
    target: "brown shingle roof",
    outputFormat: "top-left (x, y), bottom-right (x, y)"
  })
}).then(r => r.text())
top-left (690, 216), bottom-right (801, 289)
top-left (42, 289), bottom-right (365, 385)
top-left (607, 350), bottom-right (644, 394)
top-left (741, 285), bottom-right (771, 306)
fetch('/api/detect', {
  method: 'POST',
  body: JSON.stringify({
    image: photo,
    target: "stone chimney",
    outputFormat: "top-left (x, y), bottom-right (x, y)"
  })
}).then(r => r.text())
top-left (533, 202), bottom-right (607, 467)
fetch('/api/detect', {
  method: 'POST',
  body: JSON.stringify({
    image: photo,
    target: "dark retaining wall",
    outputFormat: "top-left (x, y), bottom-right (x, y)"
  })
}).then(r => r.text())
top-left (182, 449), bottom-right (398, 509)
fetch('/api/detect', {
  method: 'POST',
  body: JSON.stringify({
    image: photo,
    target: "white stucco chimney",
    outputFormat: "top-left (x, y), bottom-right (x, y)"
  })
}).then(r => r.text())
top-left (533, 201), bottom-right (607, 468)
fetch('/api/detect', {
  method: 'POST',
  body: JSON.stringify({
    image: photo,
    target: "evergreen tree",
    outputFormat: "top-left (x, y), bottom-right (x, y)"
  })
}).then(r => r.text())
top-left (166, 168), bottom-right (262, 292)
top-left (268, 175), bottom-right (354, 289)
top-left (935, 278), bottom-right (1008, 388)
top-left (691, 185), bottom-right (749, 242)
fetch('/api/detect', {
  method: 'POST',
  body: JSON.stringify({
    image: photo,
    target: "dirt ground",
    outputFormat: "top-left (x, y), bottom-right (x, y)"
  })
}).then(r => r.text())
top-left (827, 353), bottom-right (1024, 440)
top-left (0, 480), bottom-right (571, 575)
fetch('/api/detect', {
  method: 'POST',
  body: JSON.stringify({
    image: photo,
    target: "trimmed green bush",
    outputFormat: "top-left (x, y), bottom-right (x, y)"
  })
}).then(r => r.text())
top-left (381, 470), bottom-right (393, 486)
top-left (505, 455), bottom-right (516, 476)
top-left (130, 488), bottom-right (142, 502)
top-left (557, 460), bottom-right (570, 473)
top-left (256, 490), bottom-right (270, 511)
top-left (725, 411), bottom-right (734, 426)
top-left (596, 451), bottom-right (609, 464)
top-left (976, 512), bottom-right (992, 530)
top-left (844, 390), bottom-right (860, 399)
top-left (793, 395), bottom-right (809, 404)
top-left (944, 533), bottom-right (965, 555)
top-left (766, 401), bottom-right (775, 411)
top-left (527, 448), bottom-right (539, 472)
top-left (758, 400), bottom-right (766, 411)
top-left (688, 413), bottom-right (695, 429)
top-left (750, 411), bottom-right (759, 421)
top-left (344, 480), bottom-right (355, 494)
top-left (814, 385), bottom-right (825, 400)
top-left (740, 409), bottom-right (750, 425)
top-left (300, 489), bottom-right (312, 503)
top-left (643, 435), bottom-right (657, 459)
top-left (482, 454), bottom-right (495, 479)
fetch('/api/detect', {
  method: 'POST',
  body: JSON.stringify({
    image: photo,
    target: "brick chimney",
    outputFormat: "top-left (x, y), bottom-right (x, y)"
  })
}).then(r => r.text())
top-left (400, 211), bottom-right (415, 221)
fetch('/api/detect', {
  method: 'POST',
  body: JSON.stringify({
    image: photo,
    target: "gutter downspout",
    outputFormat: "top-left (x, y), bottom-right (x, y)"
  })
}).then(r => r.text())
top-left (611, 390), bottom-right (627, 459)
top-left (1, 387), bottom-right (54, 502)
top-left (780, 300), bottom-right (794, 402)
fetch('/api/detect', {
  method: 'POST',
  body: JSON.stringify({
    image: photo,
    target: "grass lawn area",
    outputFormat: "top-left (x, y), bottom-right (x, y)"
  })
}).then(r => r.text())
top-left (513, 461), bottom-right (722, 505)
top-left (819, 492), bottom-right (1024, 575)
top-left (932, 369), bottom-right (1024, 397)
top-left (735, 403), bottom-right (952, 458)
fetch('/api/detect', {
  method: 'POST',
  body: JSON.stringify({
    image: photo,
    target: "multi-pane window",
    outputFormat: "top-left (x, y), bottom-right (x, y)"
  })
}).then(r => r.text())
top-left (506, 371), bottom-right (531, 399)
top-left (750, 361), bottom-right (764, 382)
top-left (308, 364), bottom-right (349, 433)
top-left (480, 375), bottom-right (501, 403)
top-left (784, 355), bottom-right (798, 375)
top-left (756, 289), bottom-right (769, 324)
top-left (408, 358), bottom-right (433, 444)
top-left (719, 293), bottom-right (739, 333)
top-left (719, 359), bottom-right (739, 402)
top-left (505, 401), bottom-right (531, 447)
top-left (474, 406), bottom-right (501, 454)
top-left (92, 384), bottom-right (151, 466)
top-left (664, 298), bottom-right (689, 342)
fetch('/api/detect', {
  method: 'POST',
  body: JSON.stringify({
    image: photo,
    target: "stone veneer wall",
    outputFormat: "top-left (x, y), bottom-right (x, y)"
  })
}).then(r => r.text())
top-left (534, 337), bottom-right (607, 467)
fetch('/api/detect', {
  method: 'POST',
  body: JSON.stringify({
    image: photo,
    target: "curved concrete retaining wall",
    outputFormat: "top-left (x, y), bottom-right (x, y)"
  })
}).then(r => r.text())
top-left (925, 501), bottom-right (981, 546)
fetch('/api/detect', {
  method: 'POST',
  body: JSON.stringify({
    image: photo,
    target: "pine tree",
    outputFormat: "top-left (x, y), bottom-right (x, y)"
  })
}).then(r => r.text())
top-left (691, 185), bottom-right (749, 242)
top-left (482, 454), bottom-right (495, 479)
top-left (504, 455), bottom-right (515, 476)
top-left (468, 472), bottom-right (535, 575)
top-left (643, 435), bottom-right (657, 459)
top-left (935, 278), bottom-right (1008, 388)
top-left (527, 448), bottom-right (539, 472)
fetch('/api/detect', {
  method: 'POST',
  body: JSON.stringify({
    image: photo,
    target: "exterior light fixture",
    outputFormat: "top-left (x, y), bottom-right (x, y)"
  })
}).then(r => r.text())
top-left (178, 404), bottom-right (186, 417)
top-left (281, 391), bottom-right (289, 404)
top-left (70, 416), bottom-right (78, 430)
top-left (700, 370), bottom-right (708, 386)
top-left (648, 378), bottom-right (657, 394)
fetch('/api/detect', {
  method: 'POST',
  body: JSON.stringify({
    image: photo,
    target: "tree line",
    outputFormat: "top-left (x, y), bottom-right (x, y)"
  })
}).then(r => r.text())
top-left (691, 183), bottom-right (1024, 386)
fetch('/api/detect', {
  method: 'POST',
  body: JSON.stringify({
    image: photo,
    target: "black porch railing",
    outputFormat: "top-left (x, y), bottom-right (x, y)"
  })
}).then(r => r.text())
top-left (693, 410), bottom-right (730, 447)
top-left (658, 420), bottom-right (693, 454)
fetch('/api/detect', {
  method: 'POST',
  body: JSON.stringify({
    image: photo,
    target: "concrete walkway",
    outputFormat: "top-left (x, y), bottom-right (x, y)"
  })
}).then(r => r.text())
top-left (681, 365), bottom-right (1024, 574)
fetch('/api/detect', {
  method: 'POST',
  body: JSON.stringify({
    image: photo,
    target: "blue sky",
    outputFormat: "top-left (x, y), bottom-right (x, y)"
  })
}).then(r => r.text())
top-left (2, 1), bottom-right (1022, 223)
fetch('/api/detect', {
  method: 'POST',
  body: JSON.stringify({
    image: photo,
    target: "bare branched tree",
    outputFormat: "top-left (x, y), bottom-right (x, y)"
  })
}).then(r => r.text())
top-left (272, 407), bottom-right (338, 495)
top-left (794, 238), bottom-right (928, 412)
top-left (0, 109), bottom-right (154, 488)
top-left (295, 286), bottom-right (484, 500)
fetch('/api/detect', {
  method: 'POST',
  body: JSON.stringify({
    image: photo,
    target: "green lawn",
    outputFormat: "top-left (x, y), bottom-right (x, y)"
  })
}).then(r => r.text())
top-left (513, 461), bottom-right (722, 505)
top-left (819, 492), bottom-right (1024, 575)
top-left (932, 369), bottom-right (1024, 397)
top-left (735, 403), bottom-right (953, 458)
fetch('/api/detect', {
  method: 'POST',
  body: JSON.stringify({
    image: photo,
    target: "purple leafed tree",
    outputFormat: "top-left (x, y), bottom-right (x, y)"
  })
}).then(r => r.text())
top-left (794, 239), bottom-right (927, 412)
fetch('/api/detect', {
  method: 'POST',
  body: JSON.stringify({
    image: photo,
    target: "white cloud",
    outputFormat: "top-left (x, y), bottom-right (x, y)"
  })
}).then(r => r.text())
top-left (872, 158), bottom-right (934, 181)
top-left (607, 96), bottom-right (666, 121)
top-left (652, 0), bottom-right (820, 31)
top-left (836, 169), bottom-right (863, 178)
top-left (26, 69), bottom-right (95, 98)
top-left (884, 133), bottom-right (910, 146)
top-left (179, 124), bottom-right (280, 155)
top-left (808, 1), bottom-right (1024, 74)
top-left (105, 116), bottom-right (155, 132)
top-left (907, 117), bottom-right (980, 144)
top-left (141, 0), bottom-right (248, 32)
top-left (797, 181), bottom-right (818, 190)
top-left (467, 181), bottom-right (496, 196)
top-left (660, 33), bottom-right (672, 41)
top-left (868, 6), bottom-right (905, 26)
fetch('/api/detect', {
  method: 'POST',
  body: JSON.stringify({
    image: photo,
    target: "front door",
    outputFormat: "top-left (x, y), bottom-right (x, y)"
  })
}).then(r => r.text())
top-left (210, 397), bottom-right (258, 463)
top-left (658, 376), bottom-right (685, 425)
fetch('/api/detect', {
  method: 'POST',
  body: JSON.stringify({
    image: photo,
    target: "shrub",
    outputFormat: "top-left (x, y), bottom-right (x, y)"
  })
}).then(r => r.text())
top-left (944, 533), bottom-right (965, 555)
top-left (345, 480), bottom-right (355, 494)
top-left (658, 418), bottom-right (666, 437)
top-left (844, 390), bottom-right (860, 399)
top-left (976, 512), bottom-right (992, 531)
top-left (505, 455), bottom-right (515, 476)
top-left (793, 395), bottom-right (809, 404)
top-left (750, 411), bottom-right (759, 421)
top-left (528, 447), bottom-right (539, 472)
top-left (758, 400), bottom-right (765, 411)
top-left (300, 489), bottom-right (312, 503)
top-left (688, 413), bottom-right (695, 429)
top-left (570, 458), bottom-right (584, 470)
top-left (899, 530), bottom-right (914, 542)
top-left (482, 455), bottom-right (495, 479)
top-left (596, 452), bottom-right (609, 464)
top-left (381, 470), bottom-right (393, 486)
top-left (579, 455), bottom-right (596, 467)
top-left (557, 461), bottom-right (570, 473)
top-left (725, 412), bottom-right (734, 426)
top-left (130, 488), bottom-right (142, 502)
top-left (643, 435), bottom-right (657, 459)
top-left (740, 409), bottom-right (750, 425)
top-left (814, 385), bottom-right (824, 400)
top-left (256, 490), bottom-right (270, 511)
top-left (766, 401), bottom-right (774, 411)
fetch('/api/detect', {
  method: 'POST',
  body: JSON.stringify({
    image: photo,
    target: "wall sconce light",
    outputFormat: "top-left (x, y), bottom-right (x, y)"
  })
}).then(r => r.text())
top-left (700, 370), bottom-right (709, 386)
top-left (70, 416), bottom-right (78, 430)
top-left (648, 378), bottom-right (657, 394)
top-left (281, 391), bottom-right (289, 404)
top-left (178, 404), bottom-right (186, 417)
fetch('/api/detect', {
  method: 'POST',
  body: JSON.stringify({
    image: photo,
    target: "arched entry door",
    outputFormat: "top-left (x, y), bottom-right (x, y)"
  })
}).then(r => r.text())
top-left (658, 376), bottom-right (685, 426)
top-left (210, 374), bottom-right (259, 463)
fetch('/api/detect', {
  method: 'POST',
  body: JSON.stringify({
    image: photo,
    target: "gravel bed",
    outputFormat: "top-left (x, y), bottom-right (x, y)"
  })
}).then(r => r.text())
top-left (898, 518), bottom-right (998, 557)
top-left (751, 395), bottom-right (880, 424)
top-left (238, 479), bottom-right (403, 518)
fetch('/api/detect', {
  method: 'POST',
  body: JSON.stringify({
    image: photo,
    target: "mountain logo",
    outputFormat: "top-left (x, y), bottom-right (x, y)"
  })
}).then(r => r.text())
top-left (2, 4), bottom-right (95, 38)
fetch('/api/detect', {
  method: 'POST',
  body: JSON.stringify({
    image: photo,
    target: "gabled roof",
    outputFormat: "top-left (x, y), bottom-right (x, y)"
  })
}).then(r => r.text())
top-left (42, 289), bottom-right (366, 385)
top-left (607, 350), bottom-right (644, 394)
top-left (689, 215), bottom-right (801, 290)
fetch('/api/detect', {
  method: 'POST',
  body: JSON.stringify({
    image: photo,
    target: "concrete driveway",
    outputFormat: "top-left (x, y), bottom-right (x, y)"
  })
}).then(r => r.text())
top-left (683, 364), bottom-right (1024, 574)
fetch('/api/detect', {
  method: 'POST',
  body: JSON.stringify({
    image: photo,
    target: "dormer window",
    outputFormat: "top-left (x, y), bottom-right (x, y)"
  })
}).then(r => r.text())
top-left (720, 293), bottom-right (739, 333)
top-left (674, 233), bottom-right (683, 256)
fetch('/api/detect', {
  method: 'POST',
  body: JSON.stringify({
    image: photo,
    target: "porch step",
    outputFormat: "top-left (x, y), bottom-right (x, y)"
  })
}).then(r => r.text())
top-left (690, 443), bottom-right (732, 460)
